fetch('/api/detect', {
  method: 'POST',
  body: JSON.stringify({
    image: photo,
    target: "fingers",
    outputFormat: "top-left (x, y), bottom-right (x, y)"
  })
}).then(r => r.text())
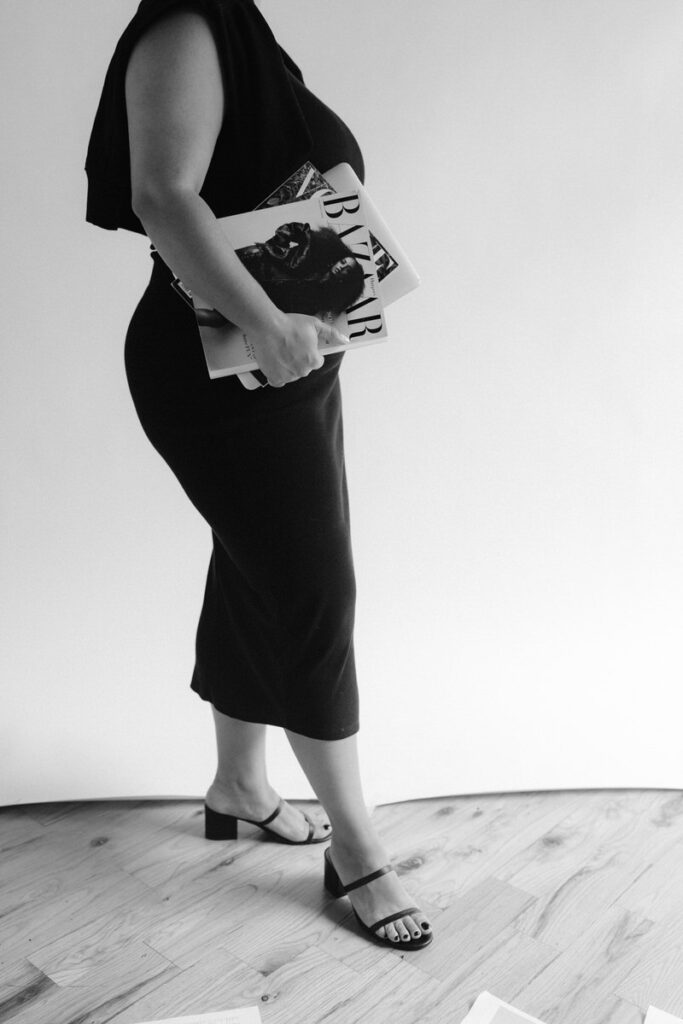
top-left (266, 350), bottom-right (324, 387)
top-left (267, 365), bottom-right (316, 388)
top-left (259, 313), bottom-right (343, 387)
top-left (314, 319), bottom-right (350, 348)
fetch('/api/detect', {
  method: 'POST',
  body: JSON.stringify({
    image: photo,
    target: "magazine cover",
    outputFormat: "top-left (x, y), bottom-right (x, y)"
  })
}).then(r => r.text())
top-left (256, 161), bottom-right (331, 209)
top-left (189, 190), bottom-right (387, 379)
top-left (257, 161), bottom-right (421, 307)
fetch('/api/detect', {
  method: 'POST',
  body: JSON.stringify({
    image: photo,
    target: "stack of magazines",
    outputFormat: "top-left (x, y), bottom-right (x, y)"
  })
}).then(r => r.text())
top-left (170, 162), bottom-right (420, 389)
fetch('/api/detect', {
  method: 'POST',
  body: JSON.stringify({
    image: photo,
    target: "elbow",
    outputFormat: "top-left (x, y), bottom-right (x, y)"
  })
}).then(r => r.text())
top-left (130, 182), bottom-right (197, 222)
top-left (130, 188), bottom-right (150, 221)
top-left (130, 185), bottom-right (166, 223)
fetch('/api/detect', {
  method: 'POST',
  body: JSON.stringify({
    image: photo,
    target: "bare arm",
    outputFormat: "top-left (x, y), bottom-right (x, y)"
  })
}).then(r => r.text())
top-left (125, 9), bottom-right (343, 385)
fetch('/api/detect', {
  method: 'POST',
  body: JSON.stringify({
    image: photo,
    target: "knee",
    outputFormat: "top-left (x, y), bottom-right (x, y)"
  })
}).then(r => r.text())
top-left (286, 530), bottom-right (356, 629)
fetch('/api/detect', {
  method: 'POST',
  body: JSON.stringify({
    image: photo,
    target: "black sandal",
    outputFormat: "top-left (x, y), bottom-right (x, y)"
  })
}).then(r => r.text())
top-left (204, 797), bottom-right (332, 844)
top-left (323, 846), bottom-right (433, 949)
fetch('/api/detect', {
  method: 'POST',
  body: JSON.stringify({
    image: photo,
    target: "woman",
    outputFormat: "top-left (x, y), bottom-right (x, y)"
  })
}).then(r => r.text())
top-left (85, 0), bottom-right (433, 950)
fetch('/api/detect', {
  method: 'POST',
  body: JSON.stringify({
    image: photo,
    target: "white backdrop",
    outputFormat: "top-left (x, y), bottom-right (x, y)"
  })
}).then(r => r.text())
top-left (2, 0), bottom-right (683, 809)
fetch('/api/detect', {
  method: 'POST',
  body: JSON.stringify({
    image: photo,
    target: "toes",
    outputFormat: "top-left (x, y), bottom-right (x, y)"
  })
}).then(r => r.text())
top-left (312, 819), bottom-right (330, 840)
top-left (377, 917), bottom-right (430, 944)
top-left (404, 914), bottom-right (427, 939)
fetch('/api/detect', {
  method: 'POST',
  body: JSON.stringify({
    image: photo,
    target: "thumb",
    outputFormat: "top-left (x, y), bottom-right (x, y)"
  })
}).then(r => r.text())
top-left (314, 318), bottom-right (350, 347)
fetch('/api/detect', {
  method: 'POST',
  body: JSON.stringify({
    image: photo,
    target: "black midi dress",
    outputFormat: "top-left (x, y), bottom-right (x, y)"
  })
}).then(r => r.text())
top-left (85, 0), bottom-right (365, 740)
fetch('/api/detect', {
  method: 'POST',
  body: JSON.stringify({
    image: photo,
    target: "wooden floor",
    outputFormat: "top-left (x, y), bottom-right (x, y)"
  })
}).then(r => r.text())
top-left (1, 789), bottom-right (683, 1024)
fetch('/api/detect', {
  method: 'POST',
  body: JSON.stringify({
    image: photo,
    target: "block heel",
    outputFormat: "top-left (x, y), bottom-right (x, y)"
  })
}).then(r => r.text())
top-left (203, 798), bottom-right (332, 845)
top-left (322, 847), bottom-right (433, 950)
top-left (204, 804), bottom-right (238, 840)
top-left (324, 846), bottom-right (348, 897)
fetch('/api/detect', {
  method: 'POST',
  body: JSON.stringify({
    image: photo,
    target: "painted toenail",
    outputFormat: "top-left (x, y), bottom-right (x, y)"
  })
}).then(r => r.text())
top-left (422, 923), bottom-right (430, 929)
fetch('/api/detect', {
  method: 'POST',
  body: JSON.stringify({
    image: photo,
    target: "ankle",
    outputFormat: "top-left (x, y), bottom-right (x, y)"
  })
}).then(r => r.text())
top-left (209, 774), bottom-right (270, 799)
top-left (330, 824), bottom-right (384, 859)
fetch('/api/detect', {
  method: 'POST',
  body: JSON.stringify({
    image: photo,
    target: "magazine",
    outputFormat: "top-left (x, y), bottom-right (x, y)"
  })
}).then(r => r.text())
top-left (188, 190), bottom-right (386, 379)
top-left (170, 161), bottom-right (419, 386)
top-left (257, 161), bottom-right (421, 307)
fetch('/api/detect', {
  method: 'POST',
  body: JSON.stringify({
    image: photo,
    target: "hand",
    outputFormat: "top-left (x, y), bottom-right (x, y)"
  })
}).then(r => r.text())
top-left (248, 312), bottom-right (349, 388)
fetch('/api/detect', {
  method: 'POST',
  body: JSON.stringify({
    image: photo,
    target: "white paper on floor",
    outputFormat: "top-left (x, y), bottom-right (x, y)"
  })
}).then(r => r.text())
top-left (133, 1009), bottom-right (261, 1024)
top-left (461, 992), bottom-right (547, 1024)
top-left (462, 994), bottom-right (683, 1024)
top-left (645, 1009), bottom-right (683, 1024)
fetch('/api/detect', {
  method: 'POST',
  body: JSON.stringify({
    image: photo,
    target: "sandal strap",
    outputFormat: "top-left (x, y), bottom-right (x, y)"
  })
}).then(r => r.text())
top-left (369, 906), bottom-right (422, 932)
top-left (302, 811), bottom-right (315, 842)
top-left (343, 863), bottom-right (394, 893)
top-left (254, 797), bottom-right (284, 827)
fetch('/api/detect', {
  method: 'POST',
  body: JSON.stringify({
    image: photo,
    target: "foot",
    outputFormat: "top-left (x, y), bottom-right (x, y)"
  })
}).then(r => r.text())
top-left (206, 780), bottom-right (331, 842)
top-left (329, 837), bottom-right (432, 944)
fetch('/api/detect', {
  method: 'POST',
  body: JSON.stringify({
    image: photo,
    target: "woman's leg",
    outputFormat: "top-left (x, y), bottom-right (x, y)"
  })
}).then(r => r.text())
top-left (284, 729), bottom-right (432, 943)
top-left (205, 707), bottom-right (331, 841)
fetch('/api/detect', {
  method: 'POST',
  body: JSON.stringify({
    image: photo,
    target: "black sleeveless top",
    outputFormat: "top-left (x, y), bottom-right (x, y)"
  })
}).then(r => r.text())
top-left (85, 0), bottom-right (364, 233)
top-left (284, 67), bottom-right (365, 194)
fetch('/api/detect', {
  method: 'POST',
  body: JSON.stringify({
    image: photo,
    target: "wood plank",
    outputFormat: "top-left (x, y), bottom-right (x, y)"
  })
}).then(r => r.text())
top-left (0, 960), bottom-right (57, 1024)
top-left (380, 791), bottom-right (587, 909)
top-left (140, 861), bottom-right (350, 973)
top-left (381, 928), bottom-right (561, 1024)
top-left (514, 904), bottom-right (659, 1021)
top-left (85, 946), bottom-right (263, 1024)
top-left (499, 790), bottom-right (683, 949)
top-left (143, 851), bottom-right (364, 975)
top-left (614, 834), bottom-right (683, 923)
top-left (252, 946), bottom-right (437, 1024)
top-left (3, 943), bottom-right (177, 1024)
top-left (1, 857), bottom-right (161, 966)
top-left (1, 792), bottom-right (682, 1024)
top-left (498, 790), bottom-right (679, 897)
top-left (382, 876), bottom-right (537, 983)
top-left (27, 877), bottom-right (172, 986)
top-left (570, 996), bottom-right (646, 1024)
top-left (0, 808), bottom-right (46, 854)
top-left (615, 909), bottom-right (683, 1009)
top-left (101, 945), bottom-right (373, 1024)
top-left (225, 944), bottom-right (408, 1024)
top-left (113, 817), bottom-right (307, 893)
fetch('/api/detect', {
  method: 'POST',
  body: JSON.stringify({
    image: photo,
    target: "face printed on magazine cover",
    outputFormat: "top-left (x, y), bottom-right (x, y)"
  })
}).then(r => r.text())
top-left (236, 222), bottom-right (365, 317)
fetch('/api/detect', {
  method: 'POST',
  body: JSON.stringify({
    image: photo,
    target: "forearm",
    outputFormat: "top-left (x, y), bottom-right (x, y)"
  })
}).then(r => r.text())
top-left (133, 186), bottom-right (286, 337)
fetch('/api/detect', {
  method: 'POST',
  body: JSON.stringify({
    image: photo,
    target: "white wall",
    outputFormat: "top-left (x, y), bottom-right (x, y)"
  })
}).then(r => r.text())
top-left (2, 0), bottom-right (683, 808)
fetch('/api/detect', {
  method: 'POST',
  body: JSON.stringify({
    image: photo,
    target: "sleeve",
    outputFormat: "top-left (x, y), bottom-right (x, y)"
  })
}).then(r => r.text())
top-left (85, 0), bottom-right (215, 232)
top-left (277, 44), bottom-right (305, 84)
top-left (85, 0), bottom-right (312, 232)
